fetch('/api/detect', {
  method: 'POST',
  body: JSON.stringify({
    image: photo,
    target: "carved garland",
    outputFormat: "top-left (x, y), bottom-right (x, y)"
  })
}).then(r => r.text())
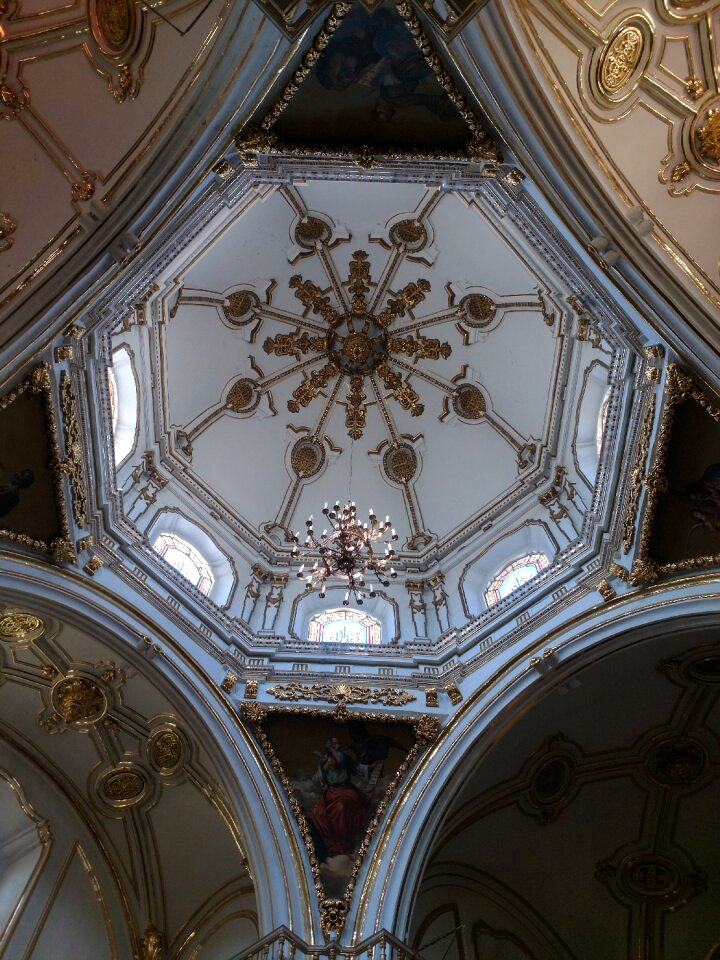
top-left (0, 364), bottom-right (74, 562)
top-left (239, 701), bottom-right (439, 938)
top-left (267, 681), bottom-right (417, 706)
top-left (59, 371), bottom-right (88, 528)
top-left (235, 0), bottom-right (501, 168)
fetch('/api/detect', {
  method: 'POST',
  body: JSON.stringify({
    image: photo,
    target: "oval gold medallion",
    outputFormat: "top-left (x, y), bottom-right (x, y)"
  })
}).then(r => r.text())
top-left (97, 0), bottom-right (132, 51)
top-left (150, 730), bottom-right (183, 771)
top-left (0, 613), bottom-right (43, 640)
top-left (103, 769), bottom-right (145, 805)
top-left (599, 26), bottom-right (644, 96)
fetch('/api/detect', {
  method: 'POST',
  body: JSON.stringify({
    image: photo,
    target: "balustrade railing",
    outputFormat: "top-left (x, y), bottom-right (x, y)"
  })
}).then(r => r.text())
top-left (227, 926), bottom-right (427, 960)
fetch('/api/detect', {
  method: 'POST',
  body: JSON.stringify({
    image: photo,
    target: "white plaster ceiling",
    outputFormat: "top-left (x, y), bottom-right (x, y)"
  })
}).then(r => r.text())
top-left (457, 0), bottom-right (720, 350)
top-left (0, 0), bottom-right (286, 347)
top-left (153, 178), bottom-right (560, 557)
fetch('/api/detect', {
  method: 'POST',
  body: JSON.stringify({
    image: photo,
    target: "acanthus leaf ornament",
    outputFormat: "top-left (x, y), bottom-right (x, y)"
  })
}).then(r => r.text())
top-left (272, 242), bottom-right (452, 439)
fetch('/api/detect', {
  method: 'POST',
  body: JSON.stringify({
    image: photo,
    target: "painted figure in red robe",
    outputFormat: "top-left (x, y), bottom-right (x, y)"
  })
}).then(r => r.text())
top-left (308, 737), bottom-right (369, 861)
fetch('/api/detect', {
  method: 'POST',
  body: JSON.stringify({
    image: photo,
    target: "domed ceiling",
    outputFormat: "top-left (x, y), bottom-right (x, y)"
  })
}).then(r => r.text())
top-left (86, 151), bottom-right (655, 678)
top-left (0, 0), bottom-right (679, 689)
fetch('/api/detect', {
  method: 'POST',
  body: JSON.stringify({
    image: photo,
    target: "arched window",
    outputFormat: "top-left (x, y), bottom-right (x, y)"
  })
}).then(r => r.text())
top-left (308, 608), bottom-right (381, 645)
top-left (485, 553), bottom-right (549, 607)
top-left (110, 346), bottom-right (139, 466)
top-left (107, 367), bottom-right (119, 434)
top-left (596, 387), bottom-right (611, 455)
top-left (152, 532), bottom-right (214, 596)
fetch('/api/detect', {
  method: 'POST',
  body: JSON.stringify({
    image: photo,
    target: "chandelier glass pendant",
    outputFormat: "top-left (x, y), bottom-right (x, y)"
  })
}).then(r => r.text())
top-left (293, 502), bottom-right (399, 605)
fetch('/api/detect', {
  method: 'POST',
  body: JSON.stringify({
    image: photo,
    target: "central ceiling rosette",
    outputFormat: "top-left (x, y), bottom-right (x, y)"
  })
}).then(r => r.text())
top-left (262, 247), bottom-right (450, 439)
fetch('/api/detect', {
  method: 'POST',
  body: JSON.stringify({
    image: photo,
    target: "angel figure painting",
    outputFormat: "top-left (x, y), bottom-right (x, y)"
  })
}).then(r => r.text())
top-left (264, 713), bottom-right (416, 900)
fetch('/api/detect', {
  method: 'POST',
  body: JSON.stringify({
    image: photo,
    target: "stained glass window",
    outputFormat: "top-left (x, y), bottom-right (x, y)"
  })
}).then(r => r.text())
top-left (152, 532), bottom-right (214, 596)
top-left (308, 608), bottom-right (381, 645)
top-left (485, 553), bottom-right (549, 606)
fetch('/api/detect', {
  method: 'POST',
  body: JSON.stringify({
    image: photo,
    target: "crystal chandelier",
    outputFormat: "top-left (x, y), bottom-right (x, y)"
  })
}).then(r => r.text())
top-left (293, 501), bottom-right (398, 605)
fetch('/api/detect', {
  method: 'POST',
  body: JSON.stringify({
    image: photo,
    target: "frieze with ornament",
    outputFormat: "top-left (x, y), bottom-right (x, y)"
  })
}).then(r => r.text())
top-left (266, 681), bottom-right (417, 706)
top-left (60, 372), bottom-right (88, 529)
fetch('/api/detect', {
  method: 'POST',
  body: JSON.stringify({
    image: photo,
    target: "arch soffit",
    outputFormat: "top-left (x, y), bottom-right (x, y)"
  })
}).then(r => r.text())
top-left (350, 587), bottom-right (720, 938)
top-left (0, 561), bottom-right (314, 938)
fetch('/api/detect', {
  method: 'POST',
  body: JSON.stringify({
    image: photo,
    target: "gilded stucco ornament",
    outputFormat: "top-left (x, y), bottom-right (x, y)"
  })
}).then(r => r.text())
top-left (597, 851), bottom-right (706, 908)
top-left (646, 736), bottom-right (707, 786)
top-left (101, 767), bottom-right (146, 806)
top-left (84, 0), bottom-right (151, 102)
top-left (696, 109), bottom-right (720, 163)
top-left (383, 444), bottom-right (418, 484)
top-left (0, 211), bottom-right (16, 253)
top-left (41, 662), bottom-right (125, 733)
top-left (226, 378), bottom-right (260, 414)
top-left (0, 612), bottom-right (44, 640)
top-left (149, 729), bottom-right (183, 772)
top-left (140, 924), bottom-right (162, 960)
top-left (290, 437), bottom-right (326, 478)
top-left (267, 681), bottom-right (417, 706)
top-left (52, 677), bottom-right (107, 726)
top-left (261, 249), bottom-right (447, 438)
top-left (60, 371), bottom-right (88, 528)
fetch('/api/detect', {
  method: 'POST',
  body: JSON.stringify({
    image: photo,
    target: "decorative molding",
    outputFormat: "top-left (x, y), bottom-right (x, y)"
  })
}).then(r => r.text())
top-left (59, 371), bottom-right (88, 529)
top-left (0, 611), bottom-right (44, 641)
top-left (621, 394), bottom-right (656, 553)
